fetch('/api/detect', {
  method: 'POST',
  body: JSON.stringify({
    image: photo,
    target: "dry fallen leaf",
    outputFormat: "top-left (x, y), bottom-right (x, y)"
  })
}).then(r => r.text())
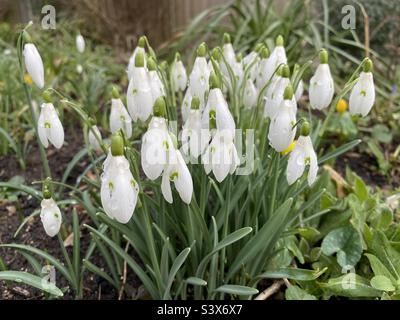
top-left (323, 165), bottom-right (348, 198)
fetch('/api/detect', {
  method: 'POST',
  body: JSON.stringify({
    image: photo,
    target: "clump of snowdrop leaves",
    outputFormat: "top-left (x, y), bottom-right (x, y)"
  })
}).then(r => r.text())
top-left (286, 121), bottom-right (318, 186)
top-left (268, 85), bottom-right (297, 152)
top-left (202, 72), bottom-right (239, 182)
top-left (110, 87), bottom-right (132, 138)
top-left (349, 58), bottom-right (375, 117)
top-left (171, 52), bottom-right (188, 92)
top-left (22, 31), bottom-right (44, 89)
top-left (40, 184), bottom-right (62, 237)
top-left (309, 49), bottom-right (334, 110)
top-left (76, 33), bottom-right (85, 53)
top-left (101, 133), bottom-right (139, 224)
top-left (127, 51), bottom-right (154, 122)
top-left (37, 91), bottom-right (64, 149)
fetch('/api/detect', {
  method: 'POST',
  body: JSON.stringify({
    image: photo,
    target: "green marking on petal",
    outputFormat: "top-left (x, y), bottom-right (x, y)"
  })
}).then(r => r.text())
top-left (163, 140), bottom-right (169, 150)
top-left (54, 213), bottom-right (59, 218)
top-left (169, 171), bottom-right (179, 181)
top-left (44, 122), bottom-right (51, 129)
top-left (360, 90), bottom-right (366, 97)
top-left (132, 88), bottom-right (137, 96)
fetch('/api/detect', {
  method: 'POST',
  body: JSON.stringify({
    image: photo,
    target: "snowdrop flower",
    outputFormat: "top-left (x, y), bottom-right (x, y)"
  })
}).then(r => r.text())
top-left (286, 122), bottom-right (318, 186)
top-left (171, 53), bottom-right (187, 92)
top-left (295, 79), bottom-right (304, 102)
top-left (127, 52), bottom-right (153, 122)
top-left (181, 89), bottom-right (192, 123)
top-left (220, 33), bottom-right (236, 77)
top-left (202, 130), bottom-right (240, 183)
top-left (181, 97), bottom-right (209, 158)
top-left (141, 97), bottom-right (173, 180)
top-left (23, 38), bottom-right (44, 89)
top-left (243, 78), bottom-right (258, 109)
top-left (38, 93), bottom-right (64, 149)
top-left (147, 57), bottom-right (165, 104)
top-left (127, 36), bottom-right (146, 79)
top-left (188, 43), bottom-right (210, 108)
top-left (309, 49), bottom-right (334, 110)
top-left (40, 194), bottom-right (62, 237)
top-left (76, 33), bottom-right (85, 53)
top-left (161, 146), bottom-right (193, 204)
top-left (256, 47), bottom-right (274, 90)
top-left (349, 58), bottom-right (375, 117)
top-left (76, 64), bottom-right (83, 74)
top-left (201, 72), bottom-right (235, 139)
top-left (268, 85), bottom-right (297, 152)
top-left (110, 88), bottom-right (132, 138)
top-left (269, 35), bottom-right (287, 74)
top-left (264, 64), bottom-right (296, 119)
top-left (88, 124), bottom-right (102, 151)
top-left (101, 134), bottom-right (139, 224)
top-left (243, 43), bottom-right (263, 82)
top-left (232, 54), bottom-right (244, 86)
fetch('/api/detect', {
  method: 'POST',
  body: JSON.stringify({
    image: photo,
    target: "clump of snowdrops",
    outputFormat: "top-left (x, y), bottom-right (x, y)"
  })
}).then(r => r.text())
top-left (1, 22), bottom-right (375, 299)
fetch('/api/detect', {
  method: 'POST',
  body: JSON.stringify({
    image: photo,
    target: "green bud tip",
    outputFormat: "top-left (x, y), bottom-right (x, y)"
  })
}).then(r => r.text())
top-left (211, 47), bottom-right (221, 61)
top-left (191, 96), bottom-right (200, 110)
top-left (42, 90), bottom-right (52, 103)
top-left (362, 58), bottom-right (373, 72)
top-left (153, 96), bottom-right (167, 118)
top-left (175, 52), bottom-right (181, 61)
top-left (236, 53), bottom-right (242, 62)
top-left (147, 57), bottom-right (156, 71)
top-left (197, 42), bottom-right (207, 57)
top-left (135, 52), bottom-right (145, 68)
top-left (22, 30), bottom-right (32, 43)
top-left (283, 85), bottom-right (294, 100)
top-left (110, 133), bottom-right (124, 156)
top-left (111, 86), bottom-right (119, 99)
top-left (138, 36), bottom-right (146, 48)
top-left (261, 47), bottom-right (270, 59)
top-left (276, 35), bottom-right (284, 47)
top-left (209, 71), bottom-right (221, 89)
top-left (319, 49), bottom-right (328, 64)
top-left (223, 33), bottom-right (231, 44)
top-left (255, 43), bottom-right (264, 53)
top-left (300, 121), bottom-right (310, 136)
top-left (281, 64), bottom-right (290, 78)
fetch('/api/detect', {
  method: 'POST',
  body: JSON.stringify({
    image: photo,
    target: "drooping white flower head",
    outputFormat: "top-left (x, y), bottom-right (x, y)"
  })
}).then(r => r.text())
top-left (268, 85), bottom-right (297, 152)
top-left (269, 35), bottom-right (287, 71)
top-left (349, 58), bottom-right (375, 117)
top-left (181, 89), bottom-right (192, 123)
top-left (295, 79), bottom-right (304, 102)
top-left (202, 130), bottom-right (240, 183)
top-left (110, 90), bottom-right (132, 138)
top-left (127, 52), bottom-right (153, 122)
top-left (264, 65), bottom-right (296, 119)
top-left (23, 42), bottom-right (44, 89)
top-left (147, 57), bottom-right (165, 105)
top-left (243, 78), bottom-right (258, 109)
top-left (256, 47), bottom-right (274, 90)
top-left (309, 49), bottom-right (334, 110)
top-left (101, 134), bottom-right (139, 224)
top-left (88, 125), bottom-right (102, 151)
top-left (188, 43), bottom-right (210, 108)
top-left (161, 147), bottom-right (193, 204)
top-left (220, 33), bottom-right (236, 78)
top-left (38, 101), bottom-right (64, 149)
top-left (181, 97), bottom-right (209, 158)
top-left (40, 197), bottom-right (62, 237)
top-left (127, 36), bottom-right (146, 80)
top-left (171, 53), bottom-right (188, 92)
top-left (76, 34), bottom-right (85, 53)
top-left (243, 47), bottom-right (260, 82)
top-left (286, 123), bottom-right (318, 186)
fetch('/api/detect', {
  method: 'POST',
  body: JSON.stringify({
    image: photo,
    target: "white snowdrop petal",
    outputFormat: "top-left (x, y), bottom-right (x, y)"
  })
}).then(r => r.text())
top-left (309, 64), bottom-right (334, 110)
top-left (161, 171), bottom-right (173, 204)
top-left (286, 148), bottom-right (305, 185)
top-left (76, 34), bottom-right (85, 53)
top-left (23, 43), bottom-right (44, 89)
top-left (88, 125), bottom-right (102, 151)
top-left (40, 198), bottom-right (62, 237)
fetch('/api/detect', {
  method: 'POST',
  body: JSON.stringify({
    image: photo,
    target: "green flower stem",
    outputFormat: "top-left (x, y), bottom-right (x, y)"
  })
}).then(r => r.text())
top-left (269, 152), bottom-right (280, 216)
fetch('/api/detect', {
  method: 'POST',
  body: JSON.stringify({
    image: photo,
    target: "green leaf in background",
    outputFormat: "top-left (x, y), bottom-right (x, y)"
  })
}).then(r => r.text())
top-left (371, 124), bottom-right (392, 144)
top-left (320, 274), bottom-right (381, 298)
top-left (365, 254), bottom-right (397, 284)
top-left (321, 226), bottom-right (363, 267)
top-left (285, 285), bottom-right (317, 300)
top-left (215, 284), bottom-right (258, 296)
top-left (0, 271), bottom-right (63, 297)
top-left (370, 275), bottom-right (395, 292)
top-left (258, 267), bottom-right (327, 281)
top-left (185, 277), bottom-right (207, 286)
top-left (354, 175), bottom-right (369, 202)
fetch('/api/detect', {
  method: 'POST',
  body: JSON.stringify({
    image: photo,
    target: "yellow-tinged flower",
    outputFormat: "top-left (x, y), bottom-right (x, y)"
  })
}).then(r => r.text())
top-left (281, 140), bottom-right (296, 155)
top-left (24, 73), bottom-right (33, 86)
top-left (336, 99), bottom-right (348, 114)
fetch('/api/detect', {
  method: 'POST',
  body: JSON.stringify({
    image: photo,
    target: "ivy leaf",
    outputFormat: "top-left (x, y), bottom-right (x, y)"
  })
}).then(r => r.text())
top-left (321, 226), bottom-right (362, 267)
top-left (285, 285), bottom-right (317, 300)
